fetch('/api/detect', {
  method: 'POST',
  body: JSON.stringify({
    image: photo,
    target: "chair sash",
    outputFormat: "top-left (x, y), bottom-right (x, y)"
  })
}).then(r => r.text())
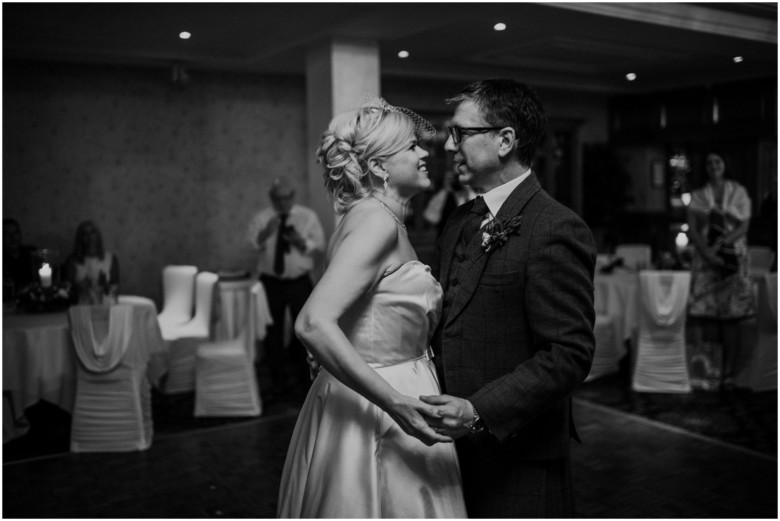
top-left (70, 304), bottom-right (134, 372)
top-left (640, 271), bottom-right (690, 326)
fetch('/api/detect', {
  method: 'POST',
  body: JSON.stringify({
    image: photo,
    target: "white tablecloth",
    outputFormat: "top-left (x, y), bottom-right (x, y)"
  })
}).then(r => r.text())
top-left (214, 279), bottom-right (273, 342)
top-left (595, 270), bottom-right (641, 342)
top-left (3, 311), bottom-right (75, 442)
top-left (3, 301), bottom-right (167, 443)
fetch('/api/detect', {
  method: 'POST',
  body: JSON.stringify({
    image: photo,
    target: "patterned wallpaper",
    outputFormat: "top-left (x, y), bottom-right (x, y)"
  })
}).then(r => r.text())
top-left (3, 62), bottom-right (308, 305)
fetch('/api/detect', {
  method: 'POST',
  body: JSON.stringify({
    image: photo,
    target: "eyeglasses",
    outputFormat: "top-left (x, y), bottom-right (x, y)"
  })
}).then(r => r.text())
top-left (448, 126), bottom-right (503, 144)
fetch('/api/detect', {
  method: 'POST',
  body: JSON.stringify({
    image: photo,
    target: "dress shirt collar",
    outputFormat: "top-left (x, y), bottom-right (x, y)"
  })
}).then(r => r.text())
top-left (482, 168), bottom-right (531, 217)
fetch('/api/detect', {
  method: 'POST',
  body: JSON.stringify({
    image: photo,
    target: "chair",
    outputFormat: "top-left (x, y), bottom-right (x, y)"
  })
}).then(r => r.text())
top-left (586, 278), bottom-right (624, 381)
top-left (161, 271), bottom-right (219, 394)
top-left (632, 271), bottom-right (692, 393)
top-left (735, 273), bottom-right (777, 391)
top-left (68, 304), bottom-right (153, 452)
top-left (748, 246), bottom-right (775, 277)
top-left (157, 265), bottom-right (198, 337)
top-left (615, 244), bottom-right (652, 271)
top-left (194, 281), bottom-right (263, 417)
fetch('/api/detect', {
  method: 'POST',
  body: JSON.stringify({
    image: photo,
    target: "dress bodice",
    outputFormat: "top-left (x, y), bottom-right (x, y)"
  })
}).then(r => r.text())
top-left (339, 261), bottom-right (442, 367)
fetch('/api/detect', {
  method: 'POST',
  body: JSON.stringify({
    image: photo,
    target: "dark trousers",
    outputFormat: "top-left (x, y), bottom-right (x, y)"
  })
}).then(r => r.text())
top-left (260, 274), bottom-right (313, 391)
top-left (457, 438), bottom-right (574, 518)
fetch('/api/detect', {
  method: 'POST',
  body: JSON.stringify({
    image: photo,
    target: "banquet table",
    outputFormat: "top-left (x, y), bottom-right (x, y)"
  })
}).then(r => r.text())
top-left (3, 299), bottom-right (167, 443)
top-left (213, 278), bottom-right (273, 342)
top-left (3, 311), bottom-right (74, 442)
top-left (594, 269), bottom-right (641, 343)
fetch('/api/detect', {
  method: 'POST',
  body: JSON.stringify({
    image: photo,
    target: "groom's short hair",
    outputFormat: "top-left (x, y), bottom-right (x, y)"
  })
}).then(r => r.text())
top-left (447, 78), bottom-right (547, 166)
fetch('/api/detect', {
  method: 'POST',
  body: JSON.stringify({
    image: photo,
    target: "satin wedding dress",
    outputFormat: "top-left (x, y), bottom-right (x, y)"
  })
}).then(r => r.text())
top-left (277, 261), bottom-right (466, 518)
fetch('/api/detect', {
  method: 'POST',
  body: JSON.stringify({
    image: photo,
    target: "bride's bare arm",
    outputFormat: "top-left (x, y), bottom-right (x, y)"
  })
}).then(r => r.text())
top-left (295, 208), bottom-right (449, 446)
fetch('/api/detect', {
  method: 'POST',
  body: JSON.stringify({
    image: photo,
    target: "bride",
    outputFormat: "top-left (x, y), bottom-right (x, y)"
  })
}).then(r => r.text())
top-left (276, 99), bottom-right (466, 518)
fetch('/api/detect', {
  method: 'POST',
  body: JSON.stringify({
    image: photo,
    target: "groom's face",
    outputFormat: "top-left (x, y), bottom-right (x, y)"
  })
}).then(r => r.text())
top-left (444, 100), bottom-right (501, 193)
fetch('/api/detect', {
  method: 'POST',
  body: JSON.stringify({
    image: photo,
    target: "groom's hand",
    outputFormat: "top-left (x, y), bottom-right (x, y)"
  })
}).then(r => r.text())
top-left (419, 394), bottom-right (474, 440)
top-left (387, 395), bottom-right (454, 446)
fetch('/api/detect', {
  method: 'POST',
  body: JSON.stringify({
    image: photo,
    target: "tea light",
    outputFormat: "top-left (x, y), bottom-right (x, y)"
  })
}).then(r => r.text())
top-left (39, 263), bottom-right (52, 288)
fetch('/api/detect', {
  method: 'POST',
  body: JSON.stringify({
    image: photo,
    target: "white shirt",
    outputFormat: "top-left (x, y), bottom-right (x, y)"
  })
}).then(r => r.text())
top-left (245, 204), bottom-right (325, 279)
top-left (480, 168), bottom-right (532, 225)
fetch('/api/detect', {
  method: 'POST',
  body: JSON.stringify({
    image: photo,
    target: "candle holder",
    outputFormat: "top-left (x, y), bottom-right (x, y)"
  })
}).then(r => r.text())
top-left (33, 249), bottom-right (61, 287)
top-left (15, 249), bottom-right (73, 313)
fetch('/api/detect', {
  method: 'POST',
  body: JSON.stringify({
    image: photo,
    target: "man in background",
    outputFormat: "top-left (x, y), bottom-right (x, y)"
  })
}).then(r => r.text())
top-left (245, 177), bottom-right (325, 400)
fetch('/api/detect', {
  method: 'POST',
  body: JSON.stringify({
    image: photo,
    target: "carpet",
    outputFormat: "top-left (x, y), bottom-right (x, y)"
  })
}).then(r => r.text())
top-left (574, 371), bottom-right (777, 457)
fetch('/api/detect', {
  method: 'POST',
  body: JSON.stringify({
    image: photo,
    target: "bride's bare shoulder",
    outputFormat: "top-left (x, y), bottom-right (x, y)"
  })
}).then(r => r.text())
top-left (328, 199), bottom-right (397, 257)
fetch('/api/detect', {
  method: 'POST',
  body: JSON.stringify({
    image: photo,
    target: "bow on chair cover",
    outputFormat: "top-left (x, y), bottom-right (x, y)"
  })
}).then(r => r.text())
top-left (69, 305), bottom-right (133, 372)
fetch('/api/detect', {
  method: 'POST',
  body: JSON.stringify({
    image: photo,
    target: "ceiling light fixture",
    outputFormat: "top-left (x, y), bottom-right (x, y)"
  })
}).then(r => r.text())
top-left (626, 73), bottom-right (637, 81)
top-left (494, 23), bottom-right (506, 31)
top-left (179, 31), bottom-right (191, 40)
top-left (398, 50), bottom-right (409, 59)
top-left (733, 56), bottom-right (744, 63)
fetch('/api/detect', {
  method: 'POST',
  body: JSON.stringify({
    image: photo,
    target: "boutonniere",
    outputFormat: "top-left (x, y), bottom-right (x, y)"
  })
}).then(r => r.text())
top-left (481, 216), bottom-right (523, 254)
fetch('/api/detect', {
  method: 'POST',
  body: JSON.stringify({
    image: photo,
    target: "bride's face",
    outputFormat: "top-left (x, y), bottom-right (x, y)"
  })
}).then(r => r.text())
top-left (382, 138), bottom-right (431, 198)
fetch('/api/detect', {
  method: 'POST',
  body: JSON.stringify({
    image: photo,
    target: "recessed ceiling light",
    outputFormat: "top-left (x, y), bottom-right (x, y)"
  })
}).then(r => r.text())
top-left (494, 23), bottom-right (506, 31)
top-left (626, 73), bottom-right (637, 81)
top-left (733, 56), bottom-right (744, 63)
top-left (179, 31), bottom-right (191, 40)
top-left (398, 50), bottom-right (410, 59)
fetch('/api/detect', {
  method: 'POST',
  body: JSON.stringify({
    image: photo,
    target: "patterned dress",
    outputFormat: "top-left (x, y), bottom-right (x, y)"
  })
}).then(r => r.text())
top-left (687, 180), bottom-right (755, 319)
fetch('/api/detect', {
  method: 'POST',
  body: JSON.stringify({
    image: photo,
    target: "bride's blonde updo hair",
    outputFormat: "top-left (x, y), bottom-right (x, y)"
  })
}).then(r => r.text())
top-left (316, 98), bottom-right (435, 214)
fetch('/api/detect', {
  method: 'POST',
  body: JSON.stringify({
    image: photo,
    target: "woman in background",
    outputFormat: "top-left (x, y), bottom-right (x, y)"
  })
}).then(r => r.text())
top-left (277, 98), bottom-right (465, 518)
top-left (686, 151), bottom-right (754, 388)
top-left (66, 220), bottom-right (120, 303)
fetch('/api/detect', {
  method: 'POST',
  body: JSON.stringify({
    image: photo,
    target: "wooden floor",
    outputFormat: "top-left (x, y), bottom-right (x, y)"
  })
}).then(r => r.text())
top-left (3, 397), bottom-right (776, 518)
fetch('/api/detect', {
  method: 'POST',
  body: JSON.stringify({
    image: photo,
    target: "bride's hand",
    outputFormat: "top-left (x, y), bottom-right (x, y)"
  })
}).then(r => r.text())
top-left (386, 395), bottom-right (453, 446)
top-left (306, 351), bottom-right (321, 381)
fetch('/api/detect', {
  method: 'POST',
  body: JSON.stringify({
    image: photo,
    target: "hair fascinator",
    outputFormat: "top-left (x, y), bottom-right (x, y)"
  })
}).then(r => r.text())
top-left (360, 95), bottom-right (436, 139)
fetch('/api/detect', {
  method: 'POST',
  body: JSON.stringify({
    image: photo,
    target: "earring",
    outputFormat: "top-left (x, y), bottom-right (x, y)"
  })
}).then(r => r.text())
top-left (383, 175), bottom-right (389, 191)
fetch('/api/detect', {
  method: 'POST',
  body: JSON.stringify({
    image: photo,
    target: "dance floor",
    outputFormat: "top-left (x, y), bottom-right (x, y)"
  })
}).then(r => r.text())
top-left (3, 366), bottom-right (777, 517)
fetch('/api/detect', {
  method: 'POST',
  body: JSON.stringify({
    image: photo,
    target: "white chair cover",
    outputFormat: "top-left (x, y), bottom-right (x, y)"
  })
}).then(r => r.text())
top-left (162, 271), bottom-right (218, 394)
top-left (632, 271), bottom-right (692, 393)
top-left (70, 305), bottom-right (133, 372)
top-left (735, 273), bottom-right (777, 391)
top-left (615, 244), bottom-right (652, 271)
top-left (586, 278), bottom-right (625, 381)
top-left (68, 304), bottom-right (153, 452)
top-left (157, 265), bottom-right (197, 335)
top-left (194, 282), bottom-right (263, 417)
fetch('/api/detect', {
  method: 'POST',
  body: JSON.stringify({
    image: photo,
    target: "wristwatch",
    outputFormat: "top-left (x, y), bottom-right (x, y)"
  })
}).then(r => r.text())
top-left (469, 403), bottom-right (485, 435)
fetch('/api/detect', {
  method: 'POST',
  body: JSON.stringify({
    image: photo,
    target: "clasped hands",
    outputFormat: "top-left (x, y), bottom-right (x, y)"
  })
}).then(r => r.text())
top-left (306, 354), bottom-right (476, 446)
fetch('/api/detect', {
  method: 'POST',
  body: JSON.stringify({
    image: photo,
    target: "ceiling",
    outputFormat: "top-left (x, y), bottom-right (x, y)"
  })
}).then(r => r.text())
top-left (3, 2), bottom-right (777, 94)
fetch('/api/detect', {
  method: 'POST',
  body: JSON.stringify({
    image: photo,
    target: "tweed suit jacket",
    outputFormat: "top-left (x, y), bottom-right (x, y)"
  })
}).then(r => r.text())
top-left (432, 172), bottom-right (596, 460)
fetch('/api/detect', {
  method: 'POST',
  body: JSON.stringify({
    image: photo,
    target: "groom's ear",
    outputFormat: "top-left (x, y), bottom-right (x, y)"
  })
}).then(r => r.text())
top-left (496, 127), bottom-right (517, 159)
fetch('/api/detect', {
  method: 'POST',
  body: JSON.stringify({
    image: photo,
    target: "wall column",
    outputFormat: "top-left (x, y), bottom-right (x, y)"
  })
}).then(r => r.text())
top-left (304, 38), bottom-right (380, 242)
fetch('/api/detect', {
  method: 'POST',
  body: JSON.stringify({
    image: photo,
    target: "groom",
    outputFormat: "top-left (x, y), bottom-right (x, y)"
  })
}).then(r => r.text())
top-left (421, 79), bottom-right (596, 517)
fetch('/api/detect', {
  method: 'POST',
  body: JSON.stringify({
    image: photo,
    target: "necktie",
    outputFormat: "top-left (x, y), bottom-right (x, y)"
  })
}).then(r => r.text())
top-left (461, 197), bottom-right (489, 244)
top-left (273, 214), bottom-right (289, 275)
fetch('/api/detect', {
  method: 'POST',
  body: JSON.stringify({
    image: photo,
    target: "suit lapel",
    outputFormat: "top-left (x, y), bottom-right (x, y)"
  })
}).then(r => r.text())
top-left (443, 173), bottom-right (543, 328)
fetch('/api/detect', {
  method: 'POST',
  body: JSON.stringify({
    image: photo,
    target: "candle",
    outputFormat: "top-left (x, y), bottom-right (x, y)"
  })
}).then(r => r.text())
top-left (39, 263), bottom-right (52, 288)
